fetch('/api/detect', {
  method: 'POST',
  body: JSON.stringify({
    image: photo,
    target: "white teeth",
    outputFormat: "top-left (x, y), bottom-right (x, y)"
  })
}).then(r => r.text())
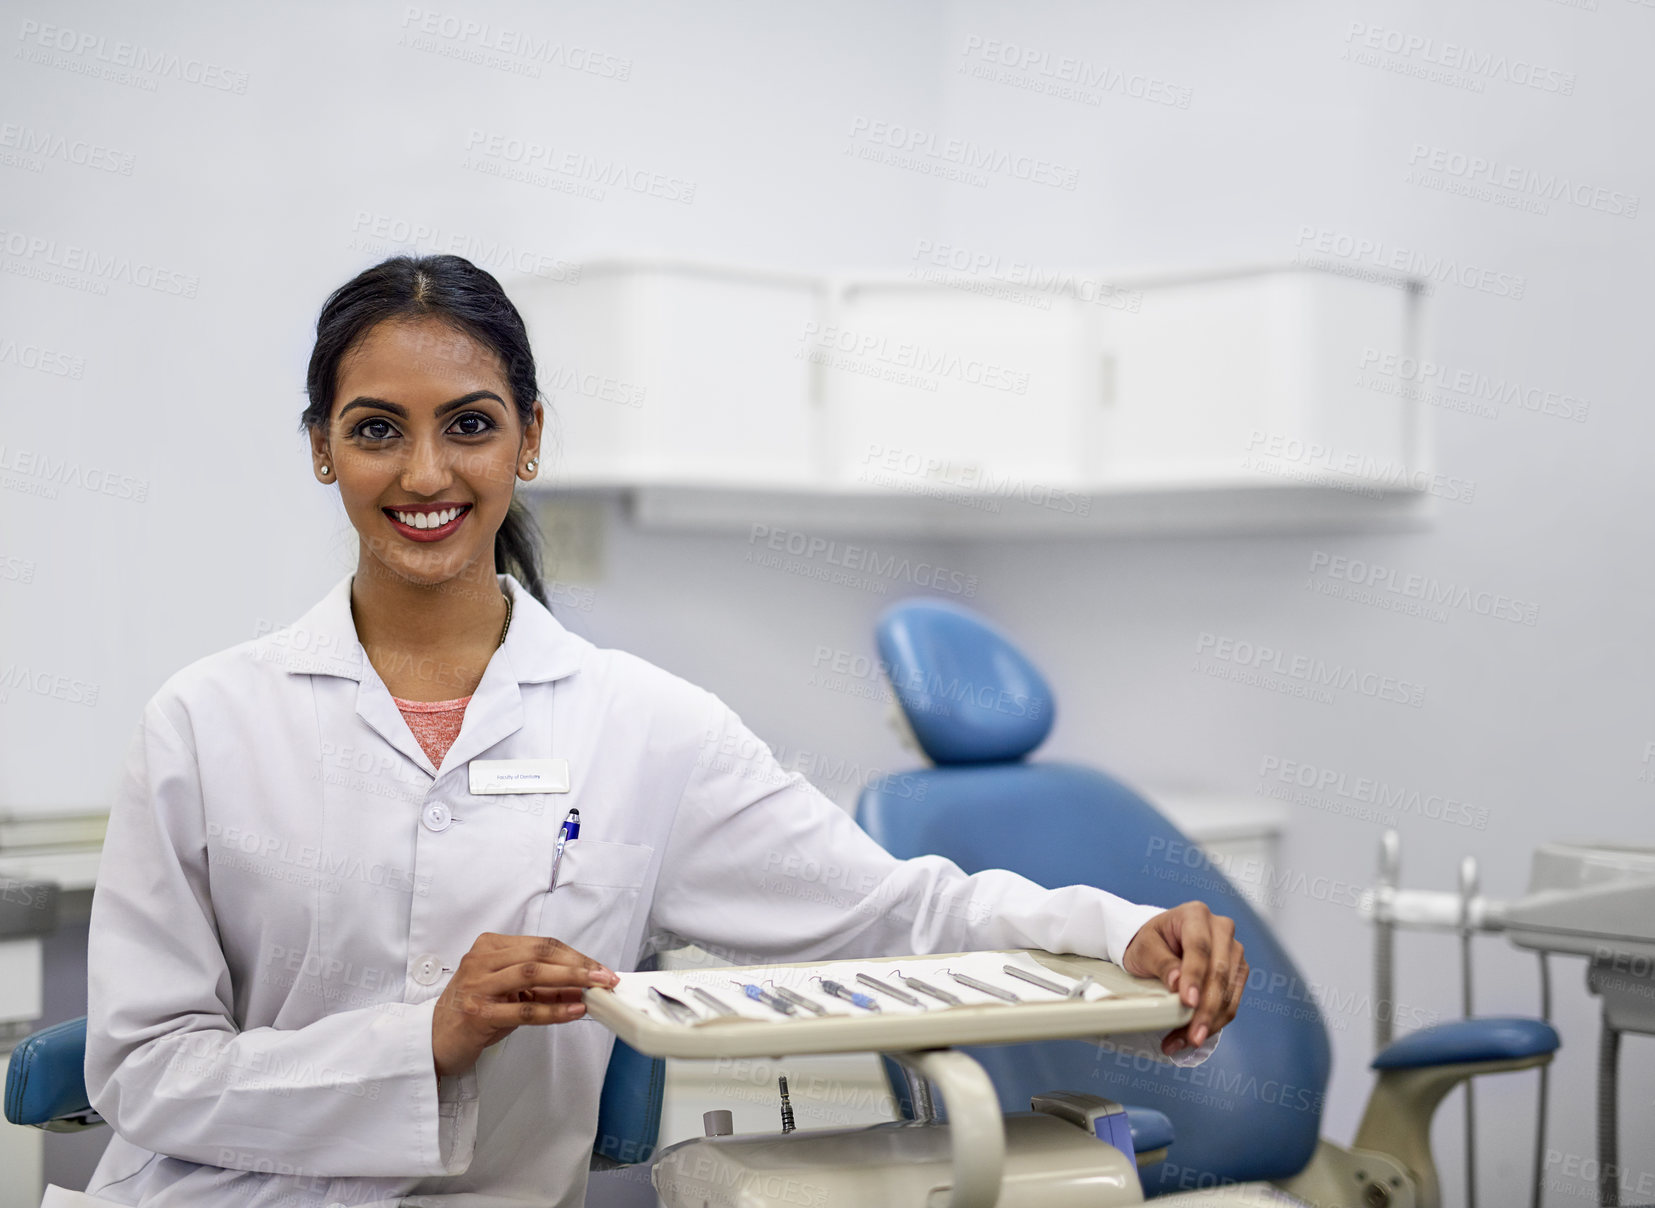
top-left (392, 507), bottom-right (464, 530)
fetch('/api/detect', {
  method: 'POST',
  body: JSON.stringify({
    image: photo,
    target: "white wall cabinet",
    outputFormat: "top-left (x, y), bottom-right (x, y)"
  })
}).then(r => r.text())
top-left (513, 259), bottom-right (1428, 536)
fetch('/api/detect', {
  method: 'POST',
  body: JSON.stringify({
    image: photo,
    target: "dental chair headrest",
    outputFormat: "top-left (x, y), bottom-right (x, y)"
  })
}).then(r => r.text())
top-left (876, 599), bottom-right (1055, 765)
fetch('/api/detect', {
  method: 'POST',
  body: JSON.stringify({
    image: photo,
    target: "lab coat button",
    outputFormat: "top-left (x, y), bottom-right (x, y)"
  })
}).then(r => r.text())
top-left (412, 954), bottom-right (443, 985)
top-left (422, 802), bottom-right (453, 832)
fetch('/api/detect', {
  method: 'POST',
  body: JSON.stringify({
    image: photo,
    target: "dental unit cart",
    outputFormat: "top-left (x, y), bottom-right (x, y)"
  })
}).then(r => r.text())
top-left (583, 948), bottom-right (1235, 1208)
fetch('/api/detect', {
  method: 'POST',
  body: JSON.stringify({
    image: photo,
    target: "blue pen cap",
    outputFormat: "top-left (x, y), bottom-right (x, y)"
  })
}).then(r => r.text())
top-left (563, 808), bottom-right (580, 840)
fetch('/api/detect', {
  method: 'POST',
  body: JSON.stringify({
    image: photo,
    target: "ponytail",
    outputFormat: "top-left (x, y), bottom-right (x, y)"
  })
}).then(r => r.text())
top-left (495, 497), bottom-right (548, 608)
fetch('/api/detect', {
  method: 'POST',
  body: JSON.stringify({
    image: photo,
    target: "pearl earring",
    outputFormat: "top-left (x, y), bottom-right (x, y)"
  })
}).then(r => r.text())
top-left (526, 458), bottom-right (538, 473)
top-left (319, 465), bottom-right (330, 476)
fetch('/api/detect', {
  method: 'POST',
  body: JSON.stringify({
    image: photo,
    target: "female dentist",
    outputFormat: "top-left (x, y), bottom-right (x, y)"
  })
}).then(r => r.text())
top-left (71, 255), bottom-right (1247, 1208)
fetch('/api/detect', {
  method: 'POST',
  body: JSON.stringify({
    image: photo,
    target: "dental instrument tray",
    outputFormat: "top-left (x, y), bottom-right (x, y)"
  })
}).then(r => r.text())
top-left (582, 948), bottom-right (1189, 1058)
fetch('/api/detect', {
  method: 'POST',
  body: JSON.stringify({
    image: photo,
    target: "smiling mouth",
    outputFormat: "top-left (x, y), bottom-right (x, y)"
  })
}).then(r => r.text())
top-left (383, 503), bottom-right (473, 541)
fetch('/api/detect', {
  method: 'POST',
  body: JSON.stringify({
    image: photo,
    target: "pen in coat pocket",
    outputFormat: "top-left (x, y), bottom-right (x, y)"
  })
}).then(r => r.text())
top-left (548, 808), bottom-right (580, 892)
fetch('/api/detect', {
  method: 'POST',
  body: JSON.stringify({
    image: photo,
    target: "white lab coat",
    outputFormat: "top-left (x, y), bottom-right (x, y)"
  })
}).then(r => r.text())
top-left (76, 571), bottom-right (1198, 1207)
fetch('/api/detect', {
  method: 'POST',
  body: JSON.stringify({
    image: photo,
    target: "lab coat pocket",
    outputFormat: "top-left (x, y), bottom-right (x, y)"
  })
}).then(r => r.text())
top-left (530, 840), bottom-right (655, 969)
top-left (554, 839), bottom-right (654, 890)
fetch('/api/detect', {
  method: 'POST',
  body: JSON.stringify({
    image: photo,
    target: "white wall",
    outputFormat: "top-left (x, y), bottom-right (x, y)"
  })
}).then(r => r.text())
top-left (3, 0), bottom-right (1649, 1201)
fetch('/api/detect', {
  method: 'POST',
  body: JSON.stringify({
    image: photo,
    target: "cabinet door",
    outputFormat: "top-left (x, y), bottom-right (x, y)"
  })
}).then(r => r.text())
top-left (816, 282), bottom-right (1094, 495)
top-left (635, 271), bottom-right (819, 484)
top-left (518, 267), bottom-right (819, 487)
top-left (518, 270), bottom-right (642, 485)
top-left (1288, 270), bottom-right (1421, 486)
top-left (1092, 270), bottom-right (1421, 490)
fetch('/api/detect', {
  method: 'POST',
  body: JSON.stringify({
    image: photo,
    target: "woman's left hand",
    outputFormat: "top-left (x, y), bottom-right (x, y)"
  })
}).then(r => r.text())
top-left (1121, 900), bottom-right (1248, 1055)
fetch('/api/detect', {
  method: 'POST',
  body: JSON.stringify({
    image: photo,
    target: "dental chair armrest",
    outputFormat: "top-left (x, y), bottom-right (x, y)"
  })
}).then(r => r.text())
top-left (4, 1016), bottom-right (102, 1131)
top-left (1353, 1017), bottom-right (1558, 1208)
top-left (1371, 1017), bottom-right (1559, 1071)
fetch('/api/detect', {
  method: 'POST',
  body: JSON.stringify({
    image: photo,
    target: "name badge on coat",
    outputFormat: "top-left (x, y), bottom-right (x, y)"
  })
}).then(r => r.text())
top-left (469, 758), bottom-right (571, 795)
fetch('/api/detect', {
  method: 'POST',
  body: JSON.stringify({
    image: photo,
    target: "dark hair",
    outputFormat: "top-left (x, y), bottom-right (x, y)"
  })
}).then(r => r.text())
top-left (300, 254), bottom-right (548, 606)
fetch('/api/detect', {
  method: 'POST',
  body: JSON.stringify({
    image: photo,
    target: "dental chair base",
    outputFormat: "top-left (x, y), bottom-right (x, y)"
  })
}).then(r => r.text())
top-left (1274, 1141), bottom-right (1417, 1208)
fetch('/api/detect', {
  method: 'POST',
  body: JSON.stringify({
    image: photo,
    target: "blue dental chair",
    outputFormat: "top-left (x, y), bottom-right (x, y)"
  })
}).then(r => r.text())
top-left (855, 597), bottom-right (1560, 1203)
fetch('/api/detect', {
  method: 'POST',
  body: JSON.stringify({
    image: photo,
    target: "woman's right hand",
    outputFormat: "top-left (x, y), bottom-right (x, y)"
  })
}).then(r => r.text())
top-left (432, 932), bottom-right (620, 1079)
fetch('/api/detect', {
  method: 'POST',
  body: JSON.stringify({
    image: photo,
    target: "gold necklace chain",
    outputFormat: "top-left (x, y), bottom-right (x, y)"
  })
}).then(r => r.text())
top-left (499, 592), bottom-right (513, 648)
